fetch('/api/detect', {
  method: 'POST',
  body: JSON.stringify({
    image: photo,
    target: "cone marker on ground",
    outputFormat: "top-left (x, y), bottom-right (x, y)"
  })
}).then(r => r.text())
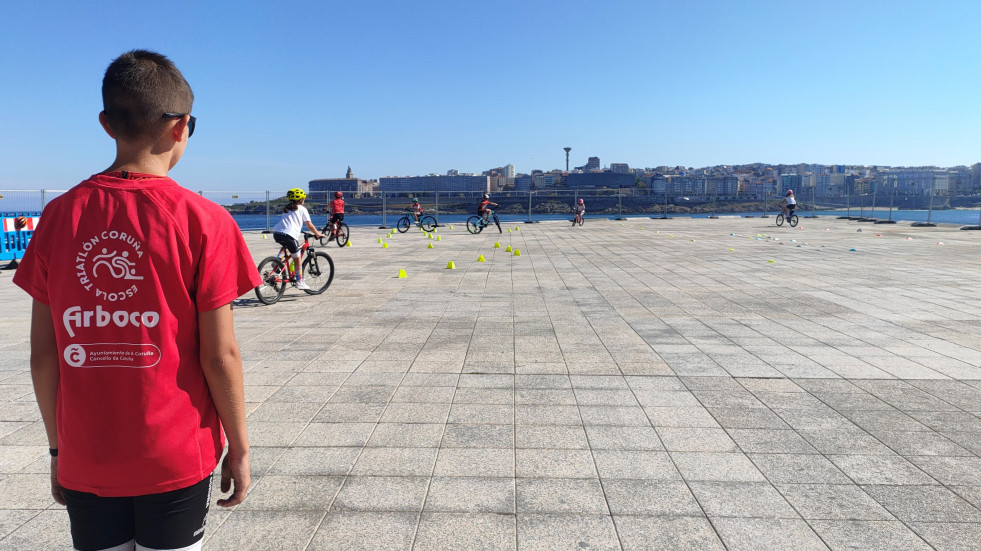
top-left (513, 249), bottom-right (521, 256)
top-left (382, 242), bottom-right (388, 248)
top-left (477, 254), bottom-right (485, 262)
top-left (446, 261), bottom-right (455, 269)
top-left (494, 242), bottom-right (501, 248)
top-left (377, 237), bottom-right (383, 243)
top-left (262, 234), bottom-right (267, 239)
top-left (506, 245), bottom-right (513, 252)
top-left (437, 235), bottom-right (442, 241)
top-left (427, 242), bottom-right (434, 249)
top-left (767, 259), bottom-right (775, 263)
top-left (449, 225), bottom-right (454, 229)
top-left (398, 269), bottom-right (407, 278)
top-left (346, 240), bottom-right (352, 247)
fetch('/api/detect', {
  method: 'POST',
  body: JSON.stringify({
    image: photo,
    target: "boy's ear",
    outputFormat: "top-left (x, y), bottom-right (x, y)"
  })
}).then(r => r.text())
top-left (169, 116), bottom-right (189, 143)
top-left (98, 111), bottom-right (116, 139)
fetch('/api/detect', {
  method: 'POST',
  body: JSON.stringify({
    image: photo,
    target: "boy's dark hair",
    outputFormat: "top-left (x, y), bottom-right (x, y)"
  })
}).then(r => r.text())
top-left (102, 50), bottom-right (193, 141)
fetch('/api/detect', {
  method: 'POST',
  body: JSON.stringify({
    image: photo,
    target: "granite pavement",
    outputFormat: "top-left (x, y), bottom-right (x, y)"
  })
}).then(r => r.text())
top-left (1, 215), bottom-right (980, 550)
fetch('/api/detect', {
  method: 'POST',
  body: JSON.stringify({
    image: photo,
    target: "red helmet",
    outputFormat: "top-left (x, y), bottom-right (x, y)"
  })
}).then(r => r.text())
top-left (786, 190), bottom-right (793, 195)
top-left (578, 198), bottom-right (584, 204)
top-left (335, 191), bottom-right (343, 198)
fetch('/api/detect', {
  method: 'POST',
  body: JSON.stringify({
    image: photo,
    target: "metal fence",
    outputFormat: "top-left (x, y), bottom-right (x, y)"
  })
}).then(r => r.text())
top-left (4, 188), bottom-right (980, 231)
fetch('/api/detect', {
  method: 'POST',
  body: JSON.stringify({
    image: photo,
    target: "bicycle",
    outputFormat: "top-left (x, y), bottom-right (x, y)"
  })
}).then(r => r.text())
top-left (467, 210), bottom-right (502, 234)
top-left (396, 211), bottom-right (437, 233)
top-left (572, 210), bottom-right (584, 226)
top-left (254, 233), bottom-right (335, 305)
top-left (320, 218), bottom-right (350, 247)
top-left (775, 209), bottom-right (799, 227)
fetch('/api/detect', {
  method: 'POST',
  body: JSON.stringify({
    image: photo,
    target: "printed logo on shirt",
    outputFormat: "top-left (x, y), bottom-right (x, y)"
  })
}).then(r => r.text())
top-left (74, 230), bottom-right (146, 302)
top-left (63, 342), bottom-right (161, 368)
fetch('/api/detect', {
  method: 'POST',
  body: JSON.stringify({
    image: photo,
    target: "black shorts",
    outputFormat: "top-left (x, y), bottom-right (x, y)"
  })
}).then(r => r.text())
top-left (330, 213), bottom-right (345, 224)
top-left (273, 232), bottom-right (300, 255)
top-left (63, 475), bottom-right (212, 551)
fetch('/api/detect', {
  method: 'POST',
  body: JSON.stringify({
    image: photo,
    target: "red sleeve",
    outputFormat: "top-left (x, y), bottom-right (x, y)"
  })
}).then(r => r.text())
top-left (11, 213), bottom-right (51, 304)
top-left (194, 212), bottom-right (262, 311)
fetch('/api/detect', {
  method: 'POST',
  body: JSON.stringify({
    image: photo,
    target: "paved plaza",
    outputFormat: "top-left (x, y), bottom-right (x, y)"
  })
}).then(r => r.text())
top-left (2, 215), bottom-right (981, 550)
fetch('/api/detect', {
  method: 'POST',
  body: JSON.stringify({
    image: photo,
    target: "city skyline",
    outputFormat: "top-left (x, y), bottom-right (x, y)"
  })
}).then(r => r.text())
top-left (2, 1), bottom-right (980, 191)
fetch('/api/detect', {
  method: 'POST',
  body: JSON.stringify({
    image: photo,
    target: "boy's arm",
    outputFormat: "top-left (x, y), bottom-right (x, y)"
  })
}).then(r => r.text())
top-left (30, 300), bottom-right (65, 505)
top-left (198, 304), bottom-right (250, 507)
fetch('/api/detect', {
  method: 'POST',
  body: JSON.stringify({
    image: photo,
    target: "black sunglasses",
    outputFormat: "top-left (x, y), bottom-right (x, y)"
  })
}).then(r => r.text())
top-left (161, 113), bottom-right (196, 138)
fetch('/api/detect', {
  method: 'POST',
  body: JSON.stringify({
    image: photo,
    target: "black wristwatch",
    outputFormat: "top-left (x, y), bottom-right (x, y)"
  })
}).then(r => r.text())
top-left (49, 448), bottom-right (58, 457)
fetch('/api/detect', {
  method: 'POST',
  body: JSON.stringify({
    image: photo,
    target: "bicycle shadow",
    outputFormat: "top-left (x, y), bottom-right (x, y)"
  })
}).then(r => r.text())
top-left (232, 297), bottom-right (296, 310)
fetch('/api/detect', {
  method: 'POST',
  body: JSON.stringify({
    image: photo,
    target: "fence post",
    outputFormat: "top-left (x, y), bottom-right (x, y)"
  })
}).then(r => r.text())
top-left (379, 192), bottom-right (388, 229)
top-left (265, 191), bottom-right (270, 231)
top-left (434, 190), bottom-right (440, 226)
top-left (525, 191), bottom-right (534, 223)
top-left (41, 189), bottom-right (46, 210)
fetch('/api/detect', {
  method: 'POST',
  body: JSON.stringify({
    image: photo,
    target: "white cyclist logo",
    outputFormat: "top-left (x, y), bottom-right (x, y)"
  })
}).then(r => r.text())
top-left (92, 248), bottom-right (143, 280)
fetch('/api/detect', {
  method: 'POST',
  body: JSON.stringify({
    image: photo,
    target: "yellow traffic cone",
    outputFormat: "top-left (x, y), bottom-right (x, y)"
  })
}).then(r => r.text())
top-left (449, 225), bottom-right (454, 229)
top-left (513, 249), bottom-right (521, 256)
top-left (446, 261), bottom-right (455, 269)
top-left (346, 240), bottom-right (352, 247)
top-left (477, 254), bottom-right (485, 262)
top-left (515, 227), bottom-right (519, 231)
top-left (427, 242), bottom-right (434, 249)
top-left (262, 234), bottom-right (267, 239)
top-left (506, 245), bottom-right (512, 252)
top-left (377, 237), bottom-right (383, 243)
top-left (494, 242), bottom-right (500, 248)
top-left (398, 269), bottom-right (407, 278)
top-left (382, 242), bottom-right (389, 248)
top-left (437, 235), bottom-right (442, 241)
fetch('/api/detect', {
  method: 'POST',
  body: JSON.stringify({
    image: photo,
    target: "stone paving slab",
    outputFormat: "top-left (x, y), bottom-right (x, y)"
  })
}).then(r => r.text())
top-left (1, 216), bottom-right (980, 549)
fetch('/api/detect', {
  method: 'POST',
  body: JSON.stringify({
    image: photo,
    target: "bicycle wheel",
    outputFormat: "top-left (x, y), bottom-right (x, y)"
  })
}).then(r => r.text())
top-left (492, 214), bottom-right (501, 233)
top-left (466, 216), bottom-right (482, 234)
top-left (775, 214), bottom-right (785, 226)
top-left (421, 215), bottom-right (437, 232)
top-left (301, 251), bottom-right (334, 294)
top-left (396, 216), bottom-right (410, 233)
top-left (319, 225), bottom-right (329, 246)
top-left (254, 256), bottom-right (287, 305)
top-left (789, 214), bottom-right (799, 227)
top-left (336, 223), bottom-right (350, 247)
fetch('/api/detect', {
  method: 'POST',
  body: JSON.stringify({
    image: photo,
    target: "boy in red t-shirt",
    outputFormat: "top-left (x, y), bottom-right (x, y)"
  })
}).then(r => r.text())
top-left (326, 191), bottom-right (345, 240)
top-left (13, 50), bottom-right (260, 551)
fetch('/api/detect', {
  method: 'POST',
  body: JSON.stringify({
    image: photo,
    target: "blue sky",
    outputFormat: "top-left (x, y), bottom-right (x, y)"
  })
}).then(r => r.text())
top-left (2, 0), bottom-right (979, 191)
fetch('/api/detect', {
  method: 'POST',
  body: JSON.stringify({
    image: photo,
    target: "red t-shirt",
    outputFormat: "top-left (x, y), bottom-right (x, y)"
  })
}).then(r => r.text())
top-left (13, 172), bottom-right (261, 497)
top-left (329, 198), bottom-right (345, 214)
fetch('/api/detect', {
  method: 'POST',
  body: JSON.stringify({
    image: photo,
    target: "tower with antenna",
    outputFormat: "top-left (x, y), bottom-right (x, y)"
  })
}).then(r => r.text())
top-left (563, 147), bottom-right (571, 172)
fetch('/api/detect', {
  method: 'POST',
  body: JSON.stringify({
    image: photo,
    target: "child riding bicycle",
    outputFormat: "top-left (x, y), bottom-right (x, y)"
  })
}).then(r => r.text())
top-left (273, 188), bottom-right (323, 289)
top-left (406, 198), bottom-right (423, 227)
top-left (478, 194), bottom-right (499, 224)
top-left (325, 191), bottom-right (345, 240)
top-left (573, 198), bottom-right (585, 225)
top-left (779, 189), bottom-right (796, 217)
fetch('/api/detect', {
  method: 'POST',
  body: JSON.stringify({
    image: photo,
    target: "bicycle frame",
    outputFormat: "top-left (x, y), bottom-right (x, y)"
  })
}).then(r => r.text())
top-left (275, 239), bottom-right (311, 280)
